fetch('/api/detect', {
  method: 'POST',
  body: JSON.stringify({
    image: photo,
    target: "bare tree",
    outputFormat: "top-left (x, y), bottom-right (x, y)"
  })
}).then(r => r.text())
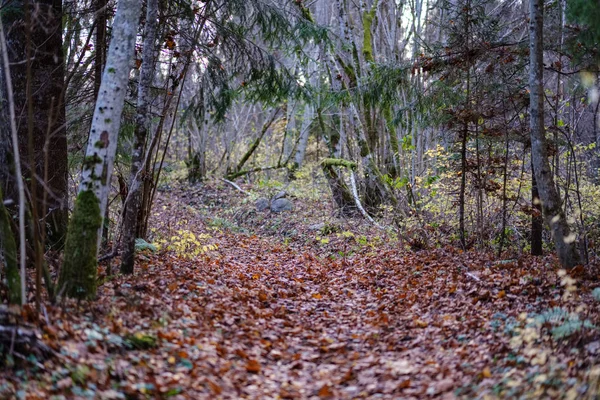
top-left (528, 0), bottom-right (579, 268)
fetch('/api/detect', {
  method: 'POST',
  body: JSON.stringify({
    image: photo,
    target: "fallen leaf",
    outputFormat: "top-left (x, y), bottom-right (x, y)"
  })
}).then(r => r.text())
top-left (246, 359), bottom-right (261, 373)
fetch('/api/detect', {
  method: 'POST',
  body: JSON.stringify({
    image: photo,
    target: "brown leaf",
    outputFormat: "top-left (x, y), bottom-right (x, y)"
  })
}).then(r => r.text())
top-left (317, 384), bottom-right (334, 398)
top-left (206, 378), bottom-right (222, 394)
top-left (246, 359), bottom-right (261, 373)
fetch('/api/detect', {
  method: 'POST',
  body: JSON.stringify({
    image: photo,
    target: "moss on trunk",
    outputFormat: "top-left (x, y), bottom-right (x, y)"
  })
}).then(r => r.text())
top-left (0, 188), bottom-right (21, 305)
top-left (58, 190), bottom-right (102, 299)
top-left (362, 1), bottom-right (378, 63)
top-left (321, 158), bottom-right (357, 170)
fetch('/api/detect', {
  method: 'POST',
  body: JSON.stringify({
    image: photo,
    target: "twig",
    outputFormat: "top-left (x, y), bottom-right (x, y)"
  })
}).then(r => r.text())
top-left (221, 178), bottom-right (251, 195)
top-left (98, 249), bottom-right (119, 263)
top-left (465, 271), bottom-right (481, 282)
top-left (349, 171), bottom-right (384, 230)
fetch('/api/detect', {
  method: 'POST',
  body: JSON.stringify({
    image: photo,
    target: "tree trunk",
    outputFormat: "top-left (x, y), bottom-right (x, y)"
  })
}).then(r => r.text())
top-left (3, 0), bottom-right (69, 249)
top-left (321, 159), bottom-right (356, 216)
top-left (0, 188), bottom-right (21, 305)
top-left (59, 0), bottom-right (142, 298)
top-left (289, 103), bottom-right (313, 177)
top-left (227, 108), bottom-right (280, 180)
top-left (531, 163), bottom-right (543, 256)
top-left (0, 15), bottom-right (28, 305)
top-left (94, 0), bottom-right (108, 99)
top-left (528, 0), bottom-right (579, 268)
top-left (121, 0), bottom-right (159, 275)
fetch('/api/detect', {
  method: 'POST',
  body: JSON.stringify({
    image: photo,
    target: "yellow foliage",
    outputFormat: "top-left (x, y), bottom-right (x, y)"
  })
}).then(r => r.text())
top-left (153, 229), bottom-right (218, 259)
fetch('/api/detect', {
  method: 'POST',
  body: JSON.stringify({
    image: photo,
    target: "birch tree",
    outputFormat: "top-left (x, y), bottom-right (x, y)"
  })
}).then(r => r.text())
top-left (59, 0), bottom-right (142, 298)
top-left (529, 0), bottom-right (580, 268)
top-left (121, 0), bottom-right (159, 275)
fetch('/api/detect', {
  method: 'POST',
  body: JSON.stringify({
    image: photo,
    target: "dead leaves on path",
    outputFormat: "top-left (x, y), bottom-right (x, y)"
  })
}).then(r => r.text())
top-left (2, 187), bottom-right (600, 398)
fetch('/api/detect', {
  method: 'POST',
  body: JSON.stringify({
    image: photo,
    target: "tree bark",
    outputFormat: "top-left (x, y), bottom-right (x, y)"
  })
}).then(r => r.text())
top-left (3, 0), bottom-right (69, 249)
top-left (59, 0), bottom-right (142, 298)
top-left (531, 163), bottom-right (543, 256)
top-left (529, 0), bottom-right (579, 268)
top-left (121, 0), bottom-right (159, 275)
top-left (94, 0), bottom-right (108, 99)
top-left (291, 103), bottom-right (313, 174)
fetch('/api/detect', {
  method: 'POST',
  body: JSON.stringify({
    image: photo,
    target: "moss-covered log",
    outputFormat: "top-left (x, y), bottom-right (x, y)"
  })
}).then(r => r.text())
top-left (58, 190), bottom-right (102, 299)
top-left (0, 188), bottom-right (21, 305)
top-left (321, 158), bottom-right (357, 170)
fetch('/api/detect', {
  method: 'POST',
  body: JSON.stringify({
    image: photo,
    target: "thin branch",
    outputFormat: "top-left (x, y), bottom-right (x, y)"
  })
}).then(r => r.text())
top-left (220, 178), bottom-right (251, 195)
top-left (0, 16), bottom-right (27, 305)
top-left (349, 171), bottom-right (384, 230)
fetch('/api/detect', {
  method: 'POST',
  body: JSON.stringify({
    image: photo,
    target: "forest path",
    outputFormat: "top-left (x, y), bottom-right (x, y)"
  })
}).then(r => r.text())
top-left (6, 184), bottom-right (596, 399)
top-left (83, 184), bottom-right (589, 399)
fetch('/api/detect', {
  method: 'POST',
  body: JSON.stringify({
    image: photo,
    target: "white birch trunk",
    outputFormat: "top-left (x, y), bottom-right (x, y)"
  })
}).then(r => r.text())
top-left (80, 0), bottom-right (142, 247)
top-left (294, 103), bottom-right (314, 168)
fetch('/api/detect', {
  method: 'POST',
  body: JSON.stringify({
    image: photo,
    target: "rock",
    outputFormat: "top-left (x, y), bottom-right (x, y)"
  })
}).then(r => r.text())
top-left (273, 191), bottom-right (287, 200)
top-left (271, 198), bottom-right (293, 213)
top-left (308, 222), bottom-right (326, 231)
top-left (255, 198), bottom-right (269, 211)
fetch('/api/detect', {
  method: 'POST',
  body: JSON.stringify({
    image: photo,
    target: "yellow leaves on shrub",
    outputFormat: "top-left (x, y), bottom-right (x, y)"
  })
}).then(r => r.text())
top-left (153, 229), bottom-right (218, 259)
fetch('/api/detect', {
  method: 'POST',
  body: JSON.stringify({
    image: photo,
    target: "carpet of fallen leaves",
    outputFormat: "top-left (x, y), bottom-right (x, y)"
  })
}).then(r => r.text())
top-left (2, 182), bottom-right (600, 399)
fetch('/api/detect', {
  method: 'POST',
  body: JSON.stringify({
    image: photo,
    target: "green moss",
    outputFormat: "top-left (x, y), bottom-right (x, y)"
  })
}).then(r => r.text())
top-left (83, 154), bottom-right (102, 169)
top-left (58, 190), bottom-right (102, 299)
top-left (0, 188), bottom-right (21, 305)
top-left (125, 332), bottom-right (158, 349)
top-left (362, 1), bottom-right (378, 63)
top-left (321, 158), bottom-right (357, 170)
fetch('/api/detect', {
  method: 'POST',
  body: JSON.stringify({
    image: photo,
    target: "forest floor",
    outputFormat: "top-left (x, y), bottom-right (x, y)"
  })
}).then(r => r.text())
top-left (2, 180), bottom-right (600, 399)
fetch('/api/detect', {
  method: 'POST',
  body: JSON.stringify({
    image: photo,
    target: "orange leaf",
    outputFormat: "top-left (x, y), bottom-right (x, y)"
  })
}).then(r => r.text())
top-left (246, 359), bottom-right (261, 374)
top-left (206, 378), bottom-right (222, 394)
top-left (312, 293), bottom-right (322, 300)
top-left (317, 384), bottom-right (334, 398)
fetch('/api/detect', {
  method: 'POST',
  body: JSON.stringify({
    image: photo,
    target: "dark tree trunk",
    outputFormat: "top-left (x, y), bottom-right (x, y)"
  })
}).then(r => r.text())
top-left (94, 0), bottom-right (107, 99)
top-left (531, 163), bottom-right (543, 256)
top-left (3, 0), bottom-right (68, 249)
top-left (529, 0), bottom-right (579, 268)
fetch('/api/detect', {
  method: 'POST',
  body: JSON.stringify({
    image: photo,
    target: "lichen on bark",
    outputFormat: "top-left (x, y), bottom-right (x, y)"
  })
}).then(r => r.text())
top-left (58, 190), bottom-right (102, 299)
